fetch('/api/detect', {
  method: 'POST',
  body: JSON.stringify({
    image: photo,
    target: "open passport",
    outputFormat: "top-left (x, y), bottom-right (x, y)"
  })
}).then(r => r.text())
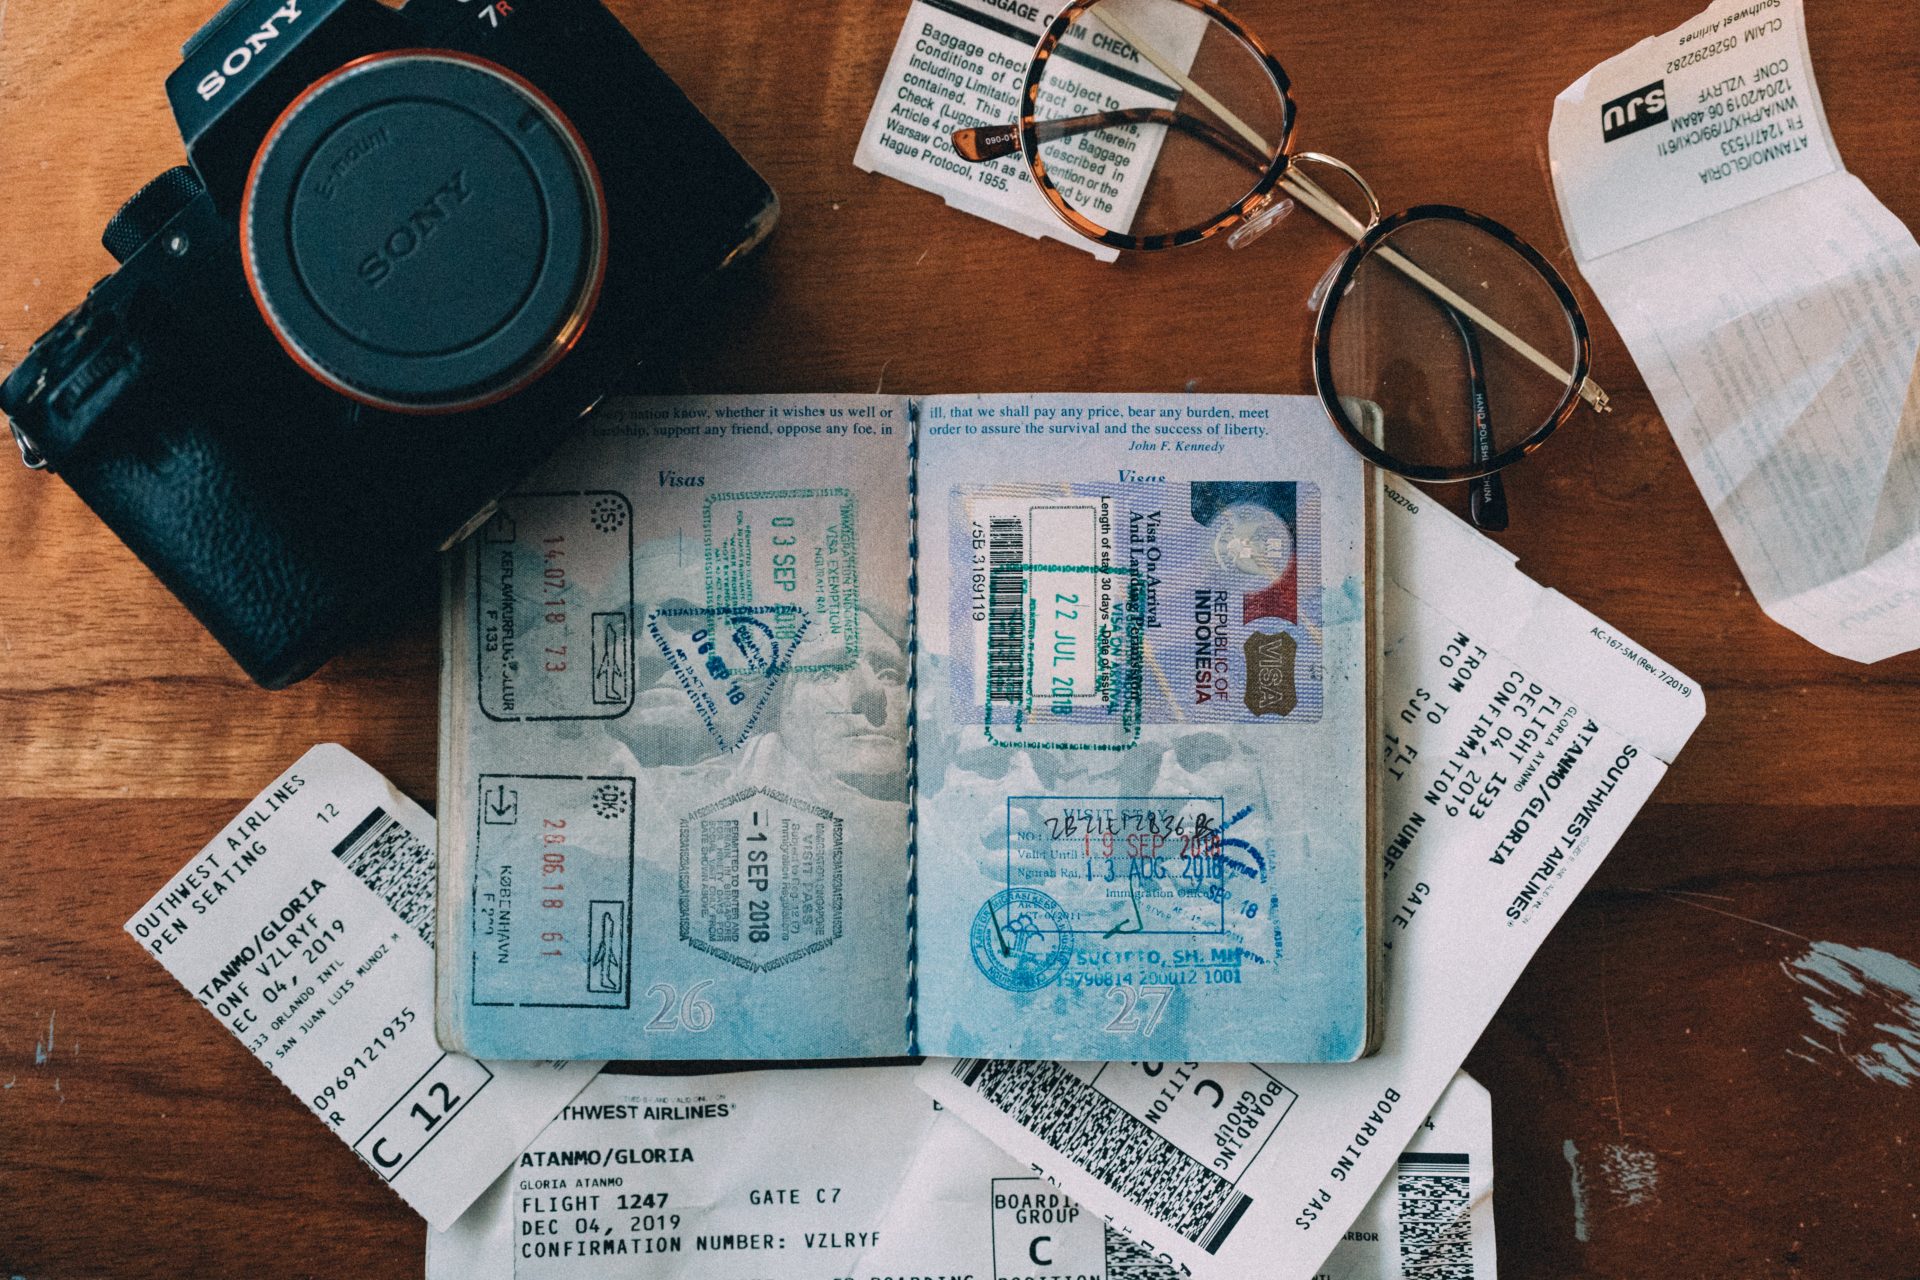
top-left (436, 392), bottom-right (1377, 1062)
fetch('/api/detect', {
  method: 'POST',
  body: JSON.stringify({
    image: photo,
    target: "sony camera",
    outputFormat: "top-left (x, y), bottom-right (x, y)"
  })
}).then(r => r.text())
top-left (1, 0), bottom-right (777, 686)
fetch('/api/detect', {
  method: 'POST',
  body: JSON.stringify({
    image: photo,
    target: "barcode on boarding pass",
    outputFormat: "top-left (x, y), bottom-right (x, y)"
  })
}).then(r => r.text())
top-left (952, 1059), bottom-right (1253, 1254)
top-left (331, 807), bottom-right (435, 946)
top-left (1396, 1152), bottom-right (1473, 1279)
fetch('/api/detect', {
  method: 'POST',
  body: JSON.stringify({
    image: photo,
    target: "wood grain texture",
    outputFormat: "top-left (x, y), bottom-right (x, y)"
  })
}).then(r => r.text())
top-left (1, 0), bottom-right (1916, 1276)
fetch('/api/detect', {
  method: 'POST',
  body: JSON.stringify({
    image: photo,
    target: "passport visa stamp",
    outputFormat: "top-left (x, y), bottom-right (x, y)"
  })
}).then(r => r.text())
top-left (647, 604), bottom-right (810, 752)
top-left (476, 492), bottom-right (635, 722)
top-left (704, 488), bottom-right (860, 673)
top-left (679, 786), bottom-right (844, 973)
top-left (470, 773), bottom-right (637, 1010)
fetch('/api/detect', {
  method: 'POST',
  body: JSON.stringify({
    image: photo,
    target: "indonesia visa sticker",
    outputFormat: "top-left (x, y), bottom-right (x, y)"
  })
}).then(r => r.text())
top-left (124, 744), bottom-right (600, 1229)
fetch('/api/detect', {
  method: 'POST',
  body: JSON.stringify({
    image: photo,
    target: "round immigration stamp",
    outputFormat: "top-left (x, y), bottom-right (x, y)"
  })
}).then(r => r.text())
top-left (970, 888), bottom-right (1072, 992)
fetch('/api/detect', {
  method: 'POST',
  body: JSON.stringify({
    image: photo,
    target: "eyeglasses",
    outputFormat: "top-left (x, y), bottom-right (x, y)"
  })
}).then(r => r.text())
top-left (951, 0), bottom-right (1611, 532)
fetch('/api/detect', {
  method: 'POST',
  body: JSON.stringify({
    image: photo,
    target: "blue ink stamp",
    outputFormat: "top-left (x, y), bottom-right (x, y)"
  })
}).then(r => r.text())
top-left (982, 562), bottom-right (1146, 752)
top-left (704, 488), bottom-right (860, 674)
top-left (970, 888), bottom-right (1073, 992)
top-left (648, 603), bottom-right (809, 752)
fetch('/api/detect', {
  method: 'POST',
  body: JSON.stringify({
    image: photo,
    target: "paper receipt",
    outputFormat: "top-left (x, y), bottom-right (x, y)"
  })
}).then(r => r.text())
top-left (124, 744), bottom-right (600, 1229)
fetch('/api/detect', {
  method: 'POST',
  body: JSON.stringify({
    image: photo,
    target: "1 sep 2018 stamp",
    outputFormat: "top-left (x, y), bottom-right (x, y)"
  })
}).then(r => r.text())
top-left (648, 603), bottom-right (812, 753)
top-left (678, 786), bottom-right (844, 974)
top-left (704, 488), bottom-right (860, 674)
top-left (475, 491), bottom-right (636, 723)
top-left (470, 773), bottom-right (636, 1010)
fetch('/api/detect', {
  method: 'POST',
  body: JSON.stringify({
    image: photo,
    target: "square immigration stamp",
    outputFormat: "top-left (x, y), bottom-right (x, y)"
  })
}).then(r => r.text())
top-left (469, 773), bottom-right (636, 1010)
top-left (704, 488), bottom-right (860, 674)
top-left (475, 492), bottom-right (635, 722)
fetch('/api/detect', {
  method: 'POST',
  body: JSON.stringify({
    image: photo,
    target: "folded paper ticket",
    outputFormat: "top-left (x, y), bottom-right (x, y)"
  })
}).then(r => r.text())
top-left (919, 482), bottom-right (1703, 1277)
top-left (426, 1063), bottom-right (1492, 1280)
top-left (1550, 0), bottom-right (1920, 662)
top-left (124, 745), bottom-right (599, 1229)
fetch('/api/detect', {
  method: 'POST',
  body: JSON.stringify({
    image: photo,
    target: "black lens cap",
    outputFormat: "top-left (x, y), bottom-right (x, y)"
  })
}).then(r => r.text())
top-left (243, 52), bottom-right (605, 413)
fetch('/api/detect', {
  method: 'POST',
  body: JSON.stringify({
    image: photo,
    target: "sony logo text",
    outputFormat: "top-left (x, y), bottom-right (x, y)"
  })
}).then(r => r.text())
top-left (196, 2), bottom-right (306, 102)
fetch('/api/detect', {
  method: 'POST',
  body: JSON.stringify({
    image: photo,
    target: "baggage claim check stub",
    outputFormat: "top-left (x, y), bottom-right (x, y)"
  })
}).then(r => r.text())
top-left (428, 1067), bottom-right (940, 1280)
top-left (922, 486), bottom-right (1703, 1278)
top-left (438, 396), bottom-right (913, 1061)
top-left (124, 745), bottom-right (598, 1229)
top-left (856, 0), bottom-right (1214, 261)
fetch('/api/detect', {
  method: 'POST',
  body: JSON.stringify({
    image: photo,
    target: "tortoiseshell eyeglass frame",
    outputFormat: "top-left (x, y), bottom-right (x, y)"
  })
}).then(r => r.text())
top-left (950, 0), bottom-right (1608, 529)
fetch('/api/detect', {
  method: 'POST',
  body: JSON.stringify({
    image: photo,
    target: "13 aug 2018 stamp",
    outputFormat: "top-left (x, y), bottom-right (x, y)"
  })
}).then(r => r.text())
top-left (1007, 796), bottom-right (1240, 937)
top-left (470, 773), bottom-right (635, 1010)
top-left (679, 786), bottom-right (844, 974)
top-left (476, 491), bottom-right (635, 723)
top-left (704, 488), bottom-right (860, 674)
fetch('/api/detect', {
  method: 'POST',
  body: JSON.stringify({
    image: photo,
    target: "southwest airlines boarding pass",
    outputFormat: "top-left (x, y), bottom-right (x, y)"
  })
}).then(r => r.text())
top-left (427, 1064), bottom-right (1495, 1280)
top-left (125, 745), bottom-right (599, 1229)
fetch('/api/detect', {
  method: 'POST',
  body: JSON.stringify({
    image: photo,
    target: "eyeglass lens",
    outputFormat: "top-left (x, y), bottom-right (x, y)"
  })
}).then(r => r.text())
top-left (1322, 215), bottom-right (1580, 479)
top-left (1031, 0), bottom-right (1284, 240)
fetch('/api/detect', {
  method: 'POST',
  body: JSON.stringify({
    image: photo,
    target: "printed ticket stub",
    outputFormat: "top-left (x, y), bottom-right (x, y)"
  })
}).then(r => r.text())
top-left (855, 0), bottom-right (1210, 260)
top-left (921, 485), bottom-right (1703, 1277)
top-left (1551, 0), bottom-right (1920, 664)
top-left (125, 745), bottom-right (599, 1229)
top-left (428, 1066), bottom-right (939, 1280)
top-left (853, 1070), bottom-right (1493, 1280)
top-left (1549, 0), bottom-right (1838, 261)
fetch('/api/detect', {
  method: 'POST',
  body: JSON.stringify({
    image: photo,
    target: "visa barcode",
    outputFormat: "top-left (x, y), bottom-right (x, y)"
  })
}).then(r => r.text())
top-left (986, 517), bottom-right (1026, 704)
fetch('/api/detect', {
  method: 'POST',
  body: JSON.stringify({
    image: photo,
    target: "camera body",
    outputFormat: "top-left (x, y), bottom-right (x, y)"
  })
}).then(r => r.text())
top-left (1, 0), bottom-right (777, 686)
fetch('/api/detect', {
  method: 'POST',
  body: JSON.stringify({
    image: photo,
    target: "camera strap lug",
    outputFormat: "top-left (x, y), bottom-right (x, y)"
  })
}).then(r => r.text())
top-left (11, 423), bottom-right (49, 471)
top-left (7, 371), bottom-right (50, 470)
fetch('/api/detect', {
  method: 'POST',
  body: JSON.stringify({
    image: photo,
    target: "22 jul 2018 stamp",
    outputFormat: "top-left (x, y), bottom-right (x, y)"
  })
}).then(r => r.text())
top-left (984, 562), bottom-right (1148, 753)
top-left (475, 491), bottom-right (636, 723)
top-left (470, 773), bottom-right (636, 1010)
top-left (678, 786), bottom-right (845, 974)
top-left (970, 887), bottom-right (1075, 992)
top-left (704, 488), bottom-right (860, 674)
top-left (647, 603), bottom-right (812, 753)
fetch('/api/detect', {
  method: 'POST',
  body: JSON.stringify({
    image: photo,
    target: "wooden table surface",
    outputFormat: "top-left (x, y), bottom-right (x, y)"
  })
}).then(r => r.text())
top-left (2, 1), bottom-right (1916, 1276)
